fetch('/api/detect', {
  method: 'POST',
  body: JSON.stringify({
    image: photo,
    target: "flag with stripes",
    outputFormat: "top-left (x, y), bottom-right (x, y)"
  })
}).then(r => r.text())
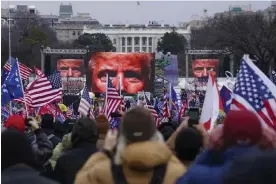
top-left (89, 108), bottom-right (95, 120)
top-left (34, 67), bottom-right (46, 78)
top-left (78, 85), bottom-right (91, 116)
top-left (231, 55), bottom-right (276, 129)
top-left (120, 97), bottom-right (126, 112)
top-left (162, 88), bottom-right (170, 118)
top-left (178, 101), bottom-right (187, 122)
top-left (220, 85), bottom-right (232, 114)
top-left (27, 71), bottom-right (62, 107)
top-left (66, 104), bottom-right (74, 117)
top-left (144, 92), bottom-right (160, 127)
top-left (104, 75), bottom-right (122, 121)
top-left (4, 57), bottom-right (32, 80)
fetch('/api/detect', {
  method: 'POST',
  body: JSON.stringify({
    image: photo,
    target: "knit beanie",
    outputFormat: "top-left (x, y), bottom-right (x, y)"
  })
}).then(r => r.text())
top-left (120, 107), bottom-right (156, 143)
top-left (96, 114), bottom-right (109, 135)
top-left (223, 110), bottom-right (262, 146)
top-left (71, 117), bottom-right (98, 146)
top-left (4, 115), bottom-right (26, 133)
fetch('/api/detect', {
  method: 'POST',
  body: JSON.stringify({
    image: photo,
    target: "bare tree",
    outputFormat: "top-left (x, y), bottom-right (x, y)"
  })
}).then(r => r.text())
top-left (191, 12), bottom-right (276, 73)
top-left (1, 11), bottom-right (59, 68)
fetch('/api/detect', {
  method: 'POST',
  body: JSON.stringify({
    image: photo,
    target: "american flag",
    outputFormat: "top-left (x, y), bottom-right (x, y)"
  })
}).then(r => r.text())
top-left (4, 57), bottom-right (32, 80)
top-left (162, 88), bottom-right (170, 118)
top-left (26, 71), bottom-right (62, 107)
top-left (13, 92), bottom-right (32, 106)
top-left (120, 97), bottom-right (126, 112)
top-left (78, 85), bottom-right (91, 116)
top-left (144, 92), bottom-right (160, 127)
top-left (66, 104), bottom-right (73, 117)
top-left (34, 67), bottom-right (45, 78)
top-left (231, 56), bottom-right (276, 129)
top-left (104, 76), bottom-right (122, 121)
top-left (178, 100), bottom-right (187, 122)
top-left (271, 70), bottom-right (276, 85)
top-left (110, 117), bottom-right (120, 129)
top-left (89, 108), bottom-right (95, 119)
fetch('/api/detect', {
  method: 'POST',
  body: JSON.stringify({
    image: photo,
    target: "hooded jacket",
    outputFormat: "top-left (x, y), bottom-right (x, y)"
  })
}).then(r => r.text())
top-left (49, 133), bottom-right (72, 169)
top-left (176, 145), bottom-right (262, 184)
top-left (75, 132), bottom-right (186, 184)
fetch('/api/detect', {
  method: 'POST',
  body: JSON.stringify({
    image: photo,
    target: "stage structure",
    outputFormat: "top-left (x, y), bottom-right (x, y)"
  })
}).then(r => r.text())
top-left (40, 45), bottom-right (104, 108)
top-left (184, 49), bottom-right (233, 78)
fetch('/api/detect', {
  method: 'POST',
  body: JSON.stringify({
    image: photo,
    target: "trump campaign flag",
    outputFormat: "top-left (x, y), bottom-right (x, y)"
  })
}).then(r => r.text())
top-left (1, 59), bottom-right (24, 107)
top-left (220, 85), bottom-right (232, 114)
top-left (200, 74), bottom-right (224, 131)
top-left (231, 55), bottom-right (276, 129)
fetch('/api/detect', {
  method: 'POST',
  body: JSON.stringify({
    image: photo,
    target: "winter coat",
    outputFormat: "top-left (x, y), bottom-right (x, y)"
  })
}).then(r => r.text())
top-left (41, 128), bottom-right (61, 149)
top-left (54, 142), bottom-right (98, 184)
top-left (49, 132), bottom-right (72, 169)
top-left (1, 164), bottom-right (58, 184)
top-left (27, 129), bottom-right (53, 165)
top-left (75, 141), bottom-right (186, 184)
top-left (176, 145), bottom-right (262, 184)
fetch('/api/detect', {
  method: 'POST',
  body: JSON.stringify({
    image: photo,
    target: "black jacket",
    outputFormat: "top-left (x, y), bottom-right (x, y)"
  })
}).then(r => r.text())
top-left (54, 142), bottom-right (97, 184)
top-left (1, 164), bottom-right (58, 184)
top-left (42, 128), bottom-right (61, 149)
top-left (27, 129), bottom-right (53, 166)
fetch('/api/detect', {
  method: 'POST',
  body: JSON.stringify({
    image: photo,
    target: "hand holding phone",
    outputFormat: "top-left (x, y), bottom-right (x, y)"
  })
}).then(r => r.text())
top-left (187, 108), bottom-right (200, 127)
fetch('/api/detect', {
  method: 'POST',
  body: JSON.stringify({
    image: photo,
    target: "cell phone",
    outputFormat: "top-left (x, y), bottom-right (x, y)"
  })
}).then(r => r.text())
top-left (187, 108), bottom-right (200, 127)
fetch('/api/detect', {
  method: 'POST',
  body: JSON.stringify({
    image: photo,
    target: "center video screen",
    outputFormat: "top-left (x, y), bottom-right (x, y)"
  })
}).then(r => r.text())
top-left (88, 52), bottom-right (154, 94)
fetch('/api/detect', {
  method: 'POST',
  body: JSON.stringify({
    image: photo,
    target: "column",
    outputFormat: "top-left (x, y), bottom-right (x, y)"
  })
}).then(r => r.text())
top-left (125, 37), bottom-right (127, 51)
top-left (118, 37), bottom-right (121, 52)
top-left (152, 37), bottom-right (156, 52)
top-left (132, 37), bottom-right (134, 52)
top-left (139, 37), bottom-right (142, 52)
top-left (146, 37), bottom-right (149, 52)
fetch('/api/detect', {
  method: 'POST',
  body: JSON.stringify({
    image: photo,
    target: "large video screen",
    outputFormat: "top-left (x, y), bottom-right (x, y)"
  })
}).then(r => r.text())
top-left (56, 59), bottom-right (85, 77)
top-left (88, 52), bottom-right (154, 94)
top-left (192, 59), bottom-right (219, 78)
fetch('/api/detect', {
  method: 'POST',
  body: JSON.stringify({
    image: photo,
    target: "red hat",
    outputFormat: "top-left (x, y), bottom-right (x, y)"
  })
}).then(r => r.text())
top-left (223, 110), bottom-right (262, 146)
top-left (5, 115), bottom-right (26, 133)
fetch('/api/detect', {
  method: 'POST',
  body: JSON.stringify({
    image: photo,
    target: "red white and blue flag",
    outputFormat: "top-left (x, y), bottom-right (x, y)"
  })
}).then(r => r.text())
top-left (104, 75), bottom-right (122, 121)
top-left (144, 92), bottom-right (160, 127)
top-left (162, 88), bottom-right (170, 120)
top-left (231, 55), bottom-right (276, 129)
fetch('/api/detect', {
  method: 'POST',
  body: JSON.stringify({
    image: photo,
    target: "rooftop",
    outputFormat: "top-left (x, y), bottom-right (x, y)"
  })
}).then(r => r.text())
top-left (59, 3), bottom-right (73, 14)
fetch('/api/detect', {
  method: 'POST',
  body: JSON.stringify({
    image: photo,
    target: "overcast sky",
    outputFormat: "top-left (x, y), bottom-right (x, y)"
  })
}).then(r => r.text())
top-left (1, 1), bottom-right (272, 25)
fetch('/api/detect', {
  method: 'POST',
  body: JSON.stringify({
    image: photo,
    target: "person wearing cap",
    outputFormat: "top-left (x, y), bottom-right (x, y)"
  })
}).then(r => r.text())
top-left (75, 107), bottom-right (186, 184)
top-left (95, 114), bottom-right (110, 149)
top-left (54, 117), bottom-right (98, 184)
top-left (176, 110), bottom-right (264, 184)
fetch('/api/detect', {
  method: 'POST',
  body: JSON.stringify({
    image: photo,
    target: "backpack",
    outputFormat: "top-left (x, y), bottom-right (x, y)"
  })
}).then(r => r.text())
top-left (111, 158), bottom-right (167, 184)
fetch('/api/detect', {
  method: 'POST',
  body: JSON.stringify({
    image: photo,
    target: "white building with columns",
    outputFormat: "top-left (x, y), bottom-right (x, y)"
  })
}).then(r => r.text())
top-left (83, 23), bottom-right (191, 53)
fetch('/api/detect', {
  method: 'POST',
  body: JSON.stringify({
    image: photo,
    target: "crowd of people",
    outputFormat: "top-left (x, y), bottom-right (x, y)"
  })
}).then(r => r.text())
top-left (2, 106), bottom-right (276, 184)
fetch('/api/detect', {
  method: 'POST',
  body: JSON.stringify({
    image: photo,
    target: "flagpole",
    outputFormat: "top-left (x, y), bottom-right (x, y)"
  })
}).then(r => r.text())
top-left (8, 1), bottom-right (12, 115)
top-left (16, 58), bottom-right (29, 117)
top-left (104, 74), bottom-right (108, 116)
top-left (169, 83), bottom-right (172, 110)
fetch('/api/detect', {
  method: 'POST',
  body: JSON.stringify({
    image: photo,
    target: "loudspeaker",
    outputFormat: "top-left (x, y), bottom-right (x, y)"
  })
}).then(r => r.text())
top-left (44, 54), bottom-right (51, 75)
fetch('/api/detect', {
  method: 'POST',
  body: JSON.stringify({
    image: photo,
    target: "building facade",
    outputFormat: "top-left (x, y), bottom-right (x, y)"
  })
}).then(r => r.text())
top-left (83, 23), bottom-right (191, 53)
